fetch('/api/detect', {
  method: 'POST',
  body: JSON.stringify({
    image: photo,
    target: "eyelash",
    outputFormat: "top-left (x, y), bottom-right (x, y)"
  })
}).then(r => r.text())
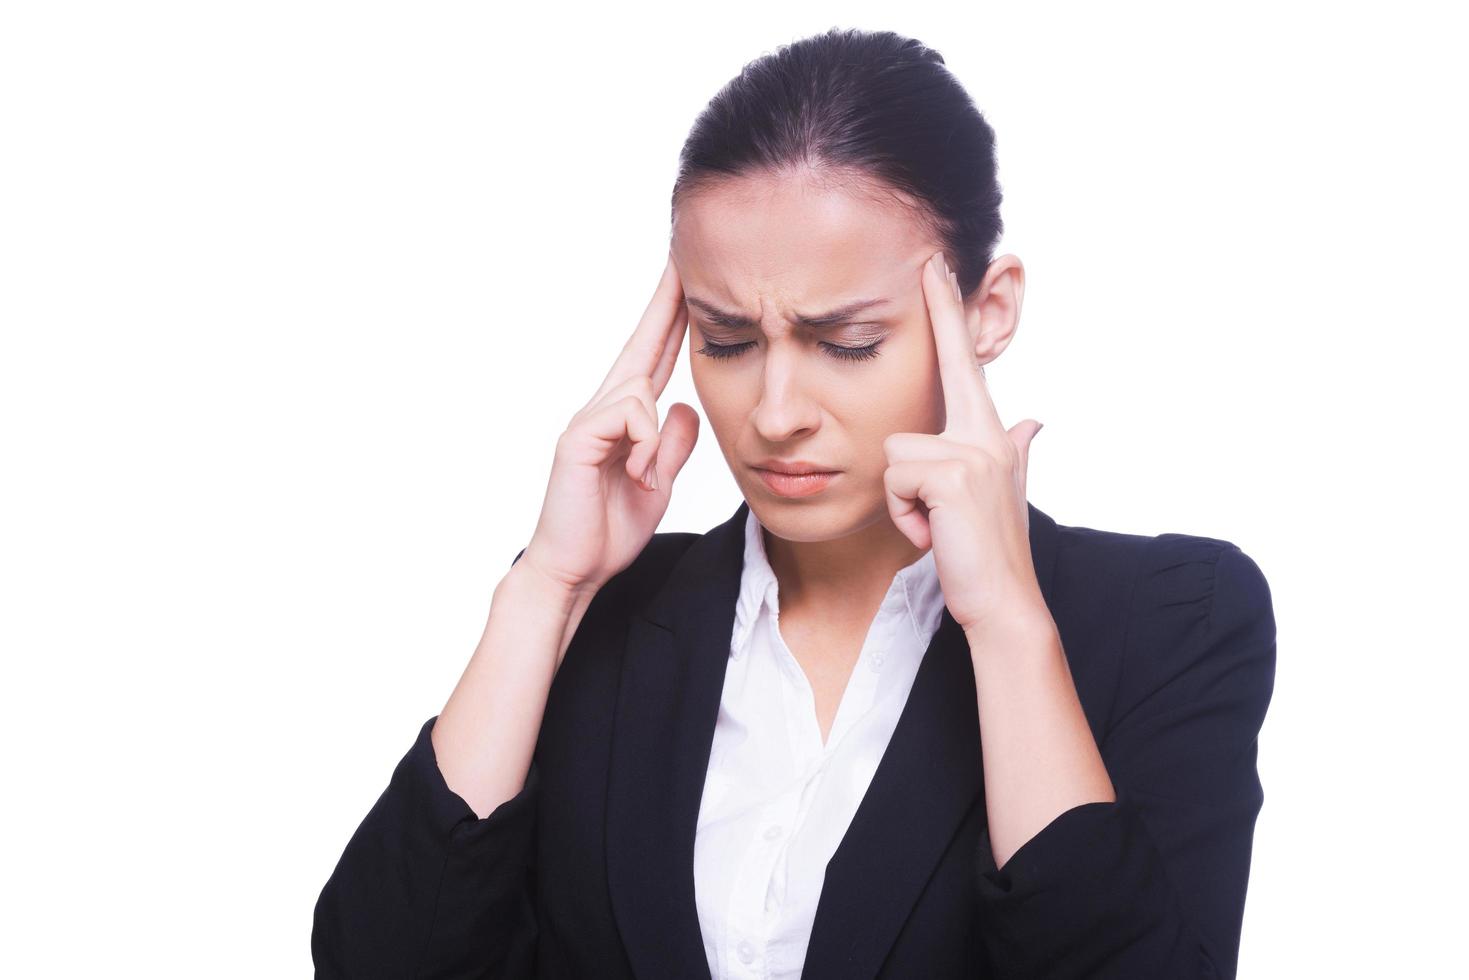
top-left (695, 339), bottom-right (884, 362)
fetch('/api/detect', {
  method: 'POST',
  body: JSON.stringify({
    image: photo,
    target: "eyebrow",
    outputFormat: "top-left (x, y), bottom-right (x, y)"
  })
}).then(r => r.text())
top-left (685, 296), bottom-right (892, 330)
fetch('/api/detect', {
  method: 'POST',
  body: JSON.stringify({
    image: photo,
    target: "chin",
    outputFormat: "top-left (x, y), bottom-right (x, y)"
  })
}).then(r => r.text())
top-left (745, 485), bottom-right (885, 543)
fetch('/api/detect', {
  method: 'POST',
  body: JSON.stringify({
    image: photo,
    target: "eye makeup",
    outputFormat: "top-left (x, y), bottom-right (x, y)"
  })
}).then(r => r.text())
top-left (695, 338), bottom-right (885, 362)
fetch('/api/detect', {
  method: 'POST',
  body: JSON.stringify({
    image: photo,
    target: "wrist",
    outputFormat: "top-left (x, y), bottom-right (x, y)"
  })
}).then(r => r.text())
top-left (963, 605), bottom-right (1059, 659)
top-left (498, 559), bottom-right (598, 620)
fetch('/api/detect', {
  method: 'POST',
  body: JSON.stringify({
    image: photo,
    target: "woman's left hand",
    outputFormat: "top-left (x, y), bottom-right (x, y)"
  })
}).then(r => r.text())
top-left (882, 250), bottom-right (1050, 641)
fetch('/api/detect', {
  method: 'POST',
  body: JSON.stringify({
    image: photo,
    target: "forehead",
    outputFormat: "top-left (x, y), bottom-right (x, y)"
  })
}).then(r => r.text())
top-left (672, 171), bottom-right (936, 314)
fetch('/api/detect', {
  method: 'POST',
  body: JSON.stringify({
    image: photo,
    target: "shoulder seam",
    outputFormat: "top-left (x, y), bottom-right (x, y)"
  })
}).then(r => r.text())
top-left (1203, 542), bottom-right (1238, 636)
top-left (1106, 535), bottom-right (1234, 741)
top-left (1103, 535), bottom-right (1151, 739)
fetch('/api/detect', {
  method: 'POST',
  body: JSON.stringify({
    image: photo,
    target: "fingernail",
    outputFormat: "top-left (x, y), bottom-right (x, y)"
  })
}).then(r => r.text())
top-left (930, 251), bottom-right (944, 272)
top-left (648, 464), bottom-right (659, 491)
top-left (1036, 422), bottom-right (1045, 434)
top-left (641, 462), bottom-right (654, 489)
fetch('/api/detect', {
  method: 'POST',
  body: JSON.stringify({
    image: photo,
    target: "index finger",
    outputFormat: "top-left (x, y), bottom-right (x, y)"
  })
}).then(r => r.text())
top-left (922, 251), bottom-right (1006, 444)
top-left (596, 252), bottom-right (687, 399)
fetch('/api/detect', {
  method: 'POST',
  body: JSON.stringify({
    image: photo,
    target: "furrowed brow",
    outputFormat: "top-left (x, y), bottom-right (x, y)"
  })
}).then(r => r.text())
top-left (686, 296), bottom-right (892, 330)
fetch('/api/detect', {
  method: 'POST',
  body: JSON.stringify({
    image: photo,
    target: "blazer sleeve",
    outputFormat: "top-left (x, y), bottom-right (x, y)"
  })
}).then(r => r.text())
top-left (311, 715), bottom-right (540, 979)
top-left (970, 536), bottom-right (1277, 980)
top-left (312, 548), bottom-right (540, 979)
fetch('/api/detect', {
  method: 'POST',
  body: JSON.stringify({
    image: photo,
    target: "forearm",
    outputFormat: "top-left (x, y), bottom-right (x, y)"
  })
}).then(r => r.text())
top-left (431, 562), bottom-right (598, 819)
top-left (967, 618), bottom-right (1115, 870)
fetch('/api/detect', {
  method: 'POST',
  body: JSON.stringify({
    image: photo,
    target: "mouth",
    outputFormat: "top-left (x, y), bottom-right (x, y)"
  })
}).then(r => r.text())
top-left (751, 460), bottom-right (840, 475)
top-left (751, 464), bottom-right (841, 498)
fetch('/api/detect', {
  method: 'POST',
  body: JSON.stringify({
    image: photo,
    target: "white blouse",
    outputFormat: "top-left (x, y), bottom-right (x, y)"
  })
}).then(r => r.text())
top-left (693, 506), bottom-right (948, 979)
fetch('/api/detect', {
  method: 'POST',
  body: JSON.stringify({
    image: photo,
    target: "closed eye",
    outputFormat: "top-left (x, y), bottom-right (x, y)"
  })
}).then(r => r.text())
top-left (695, 339), bottom-right (883, 363)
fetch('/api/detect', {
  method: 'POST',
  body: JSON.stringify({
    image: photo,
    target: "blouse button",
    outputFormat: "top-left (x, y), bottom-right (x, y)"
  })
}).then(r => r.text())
top-left (870, 649), bottom-right (886, 670)
top-left (763, 824), bottom-right (782, 841)
top-left (737, 939), bottom-right (756, 964)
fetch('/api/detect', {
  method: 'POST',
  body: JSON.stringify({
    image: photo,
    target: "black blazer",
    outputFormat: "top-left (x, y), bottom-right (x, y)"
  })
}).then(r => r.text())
top-left (313, 499), bottom-right (1276, 979)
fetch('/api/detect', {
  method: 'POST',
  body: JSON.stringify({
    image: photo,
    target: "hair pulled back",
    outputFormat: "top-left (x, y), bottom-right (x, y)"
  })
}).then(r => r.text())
top-left (672, 27), bottom-right (1004, 298)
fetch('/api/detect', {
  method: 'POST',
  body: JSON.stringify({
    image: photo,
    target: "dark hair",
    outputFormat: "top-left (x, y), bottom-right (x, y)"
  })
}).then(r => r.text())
top-left (671, 27), bottom-right (1003, 298)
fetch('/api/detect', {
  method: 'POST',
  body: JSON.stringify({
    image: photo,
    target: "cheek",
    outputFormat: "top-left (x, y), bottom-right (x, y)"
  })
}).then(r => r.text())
top-left (690, 359), bottom-right (728, 404)
top-left (870, 339), bottom-right (944, 428)
top-left (689, 365), bottom-right (749, 441)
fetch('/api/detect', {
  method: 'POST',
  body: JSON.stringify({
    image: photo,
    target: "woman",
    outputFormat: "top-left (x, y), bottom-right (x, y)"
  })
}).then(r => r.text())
top-left (312, 28), bottom-right (1275, 980)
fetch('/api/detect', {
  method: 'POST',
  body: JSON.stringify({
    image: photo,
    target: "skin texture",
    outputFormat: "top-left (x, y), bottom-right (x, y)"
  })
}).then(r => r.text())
top-left (670, 166), bottom-right (1023, 635)
top-left (671, 168), bottom-right (1115, 867)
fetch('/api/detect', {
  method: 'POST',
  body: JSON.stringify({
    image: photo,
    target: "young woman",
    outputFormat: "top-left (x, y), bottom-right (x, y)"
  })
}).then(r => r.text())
top-left (313, 28), bottom-right (1276, 980)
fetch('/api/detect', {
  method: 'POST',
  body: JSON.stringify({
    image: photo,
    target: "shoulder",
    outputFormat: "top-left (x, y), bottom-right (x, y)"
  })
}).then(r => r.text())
top-left (1047, 517), bottom-right (1272, 630)
top-left (1120, 528), bottom-right (1274, 649)
top-left (596, 530), bottom-right (704, 613)
top-left (1053, 520), bottom-right (1276, 743)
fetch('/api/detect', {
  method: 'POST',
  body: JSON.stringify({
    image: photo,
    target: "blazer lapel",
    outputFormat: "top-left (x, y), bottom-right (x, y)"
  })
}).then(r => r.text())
top-left (604, 498), bottom-right (1061, 980)
top-left (605, 500), bottom-right (748, 980)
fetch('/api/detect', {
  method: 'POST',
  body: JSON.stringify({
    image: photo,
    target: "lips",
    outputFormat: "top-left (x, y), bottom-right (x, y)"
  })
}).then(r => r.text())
top-left (751, 460), bottom-right (839, 475)
top-left (753, 465), bottom-right (840, 498)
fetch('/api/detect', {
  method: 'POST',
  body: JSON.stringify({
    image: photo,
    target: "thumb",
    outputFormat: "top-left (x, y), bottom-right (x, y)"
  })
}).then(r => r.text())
top-left (1012, 419), bottom-right (1043, 511)
top-left (1009, 418), bottom-right (1044, 461)
top-left (651, 402), bottom-right (700, 487)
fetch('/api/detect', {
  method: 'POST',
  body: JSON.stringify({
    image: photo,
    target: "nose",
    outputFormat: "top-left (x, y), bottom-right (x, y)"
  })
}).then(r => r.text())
top-left (750, 342), bottom-right (821, 443)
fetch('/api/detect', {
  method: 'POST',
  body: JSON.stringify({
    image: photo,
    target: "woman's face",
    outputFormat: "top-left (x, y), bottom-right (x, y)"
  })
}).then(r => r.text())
top-left (671, 170), bottom-right (996, 544)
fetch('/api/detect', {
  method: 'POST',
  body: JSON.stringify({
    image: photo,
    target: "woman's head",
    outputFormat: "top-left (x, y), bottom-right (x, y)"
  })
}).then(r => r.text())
top-left (669, 28), bottom-right (1024, 544)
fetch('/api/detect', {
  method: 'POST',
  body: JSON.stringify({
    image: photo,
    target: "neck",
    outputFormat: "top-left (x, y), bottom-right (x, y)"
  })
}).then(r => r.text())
top-left (761, 511), bottom-right (926, 620)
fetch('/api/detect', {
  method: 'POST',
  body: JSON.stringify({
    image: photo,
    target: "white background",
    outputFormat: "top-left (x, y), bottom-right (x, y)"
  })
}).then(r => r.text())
top-left (3, 1), bottom-right (1464, 976)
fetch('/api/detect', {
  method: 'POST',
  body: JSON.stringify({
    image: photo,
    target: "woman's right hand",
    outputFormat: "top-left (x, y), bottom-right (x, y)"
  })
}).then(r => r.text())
top-left (516, 252), bottom-right (700, 597)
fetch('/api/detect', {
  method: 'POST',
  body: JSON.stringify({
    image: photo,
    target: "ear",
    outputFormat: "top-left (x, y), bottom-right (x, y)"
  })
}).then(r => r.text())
top-left (964, 254), bottom-right (1025, 367)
